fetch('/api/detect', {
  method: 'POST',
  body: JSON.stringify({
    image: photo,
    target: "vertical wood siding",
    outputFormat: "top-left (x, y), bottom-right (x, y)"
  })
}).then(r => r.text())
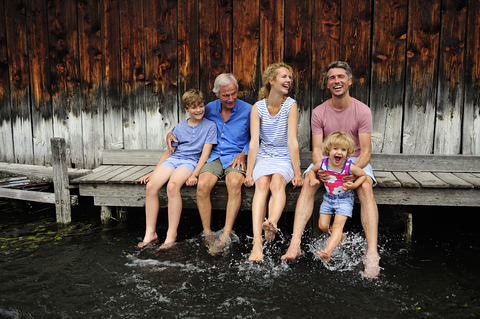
top-left (1, 0), bottom-right (479, 169)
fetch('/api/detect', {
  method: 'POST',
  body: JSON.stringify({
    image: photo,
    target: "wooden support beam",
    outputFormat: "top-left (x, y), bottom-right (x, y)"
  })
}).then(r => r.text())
top-left (51, 137), bottom-right (72, 225)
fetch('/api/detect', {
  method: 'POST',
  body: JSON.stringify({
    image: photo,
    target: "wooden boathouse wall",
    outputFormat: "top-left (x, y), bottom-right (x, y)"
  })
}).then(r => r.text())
top-left (0, 0), bottom-right (479, 169)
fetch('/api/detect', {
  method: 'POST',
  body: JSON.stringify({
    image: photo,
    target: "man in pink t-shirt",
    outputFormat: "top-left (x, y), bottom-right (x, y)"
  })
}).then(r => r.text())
top-left (281, 61), bottom-right (380, 278)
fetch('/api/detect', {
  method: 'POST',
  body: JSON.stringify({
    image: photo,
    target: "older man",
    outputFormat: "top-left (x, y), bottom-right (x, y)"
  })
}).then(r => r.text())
top-left (281, 61), bottom-right (380, 278)
top-left (169, 74), bottom-right (251, 252)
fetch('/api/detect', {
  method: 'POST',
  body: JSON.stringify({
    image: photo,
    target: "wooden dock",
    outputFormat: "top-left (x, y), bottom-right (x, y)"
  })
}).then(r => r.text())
top-left (72, 150), bottom-right (480, 223)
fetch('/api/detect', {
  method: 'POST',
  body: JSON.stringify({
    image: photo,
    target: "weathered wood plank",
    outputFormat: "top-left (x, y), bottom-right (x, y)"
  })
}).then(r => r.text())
top-left (232, 0), bottom-right (259, 105)
top-left (260, 0), bottom-right (284, 72)
top-left (340, 0), bottom-right (371, 104)
top-left (370, 0), bottom-right (407, 153)
top-left (120, 166), bottom-right (153, 182)
top-left (453, 173), bottom-right (480, 188)
top-left (434, 0), bottom-right (467, 155)
top-left (144, 0), bottom-right (178, 150)
top-left (463, 0), bottom-right (480, 155)
top-left (28, 0), bottom-right (53, 166)
top-left (0, 0), bottom-right (14, 163)
top-left (120, 0), bottom-right (146, 150)
top-left (6, 0), bottom-right (34, 164)
top-left (374, 171), bottom-right (401, 188)
top-left (102, 0), bottom-right (123, 150)
top-left (78, 0), bottom-right (104, 168)
top-left (369, 153), bottom-right (480, 172)
top-left (199, 0), bottom-right (232, 103)
top-left (408, 172), bottom-right (449, 188)
top-left (392, 171), bottom-right (420, 188)
top-left (403, 0), bottom-right (440, 154)
top-left (0, 162), bottom-right (91, 182)
top-left (108, 165), bottom-right (147, 182)
top-left (52, 138), bottom-right (72, 224)
top-left (374, 188), bottom-right (480, 207)
top-left (72, 165), bottom-right (122, 182)
top-left (285, 1), bottom-right (311, 151)
top-left (0, 187), bottom-right (55, 204)
top-left (312, 0), bottom-right (340, 106)
top-left (178, 0), bottom-right (199, 124)
top-left (48, 0), bottom-right (84, 168)
top-left (434, 172), bottom-right (473, 188)
top-left (102, 149), bottom-right (162, 165)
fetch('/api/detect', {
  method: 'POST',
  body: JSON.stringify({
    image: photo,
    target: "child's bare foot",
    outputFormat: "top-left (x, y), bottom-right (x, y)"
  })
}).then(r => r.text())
top-left (248, 238), bottom-right (263, 262)
top-left (316, 250), bottom-right (331, 262)
top-left (202, 230), bottom-right (215, 246)
top-left (363, 252), bottom-right (380, 278)
top-left (262, 220), bottom-right (278, 241)
top-left (137, 235), bottom-right (158, 248)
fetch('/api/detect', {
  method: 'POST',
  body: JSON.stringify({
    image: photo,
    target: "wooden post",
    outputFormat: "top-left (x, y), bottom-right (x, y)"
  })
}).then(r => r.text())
top-left (101, 206), bottom-right (113, 225)
top-left (51, 137), bottom-right (71, 225)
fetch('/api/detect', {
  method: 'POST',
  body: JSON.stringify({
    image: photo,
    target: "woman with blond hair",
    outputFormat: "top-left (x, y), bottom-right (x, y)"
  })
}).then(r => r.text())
top-left (244, 62), bottom-right (303, 261)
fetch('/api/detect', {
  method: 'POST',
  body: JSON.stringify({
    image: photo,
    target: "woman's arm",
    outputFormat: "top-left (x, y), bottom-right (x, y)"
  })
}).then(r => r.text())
top-left (287, 102), bottom-right (303, 188)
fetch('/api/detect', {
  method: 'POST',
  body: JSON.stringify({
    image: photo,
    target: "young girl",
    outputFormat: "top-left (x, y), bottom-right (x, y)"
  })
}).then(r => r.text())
top-left (137, 89), bottom-right (217, 249)
top-left (244, 62), bottom-right (303, 261)
top-left (308, 131), bottom-right (366, 262)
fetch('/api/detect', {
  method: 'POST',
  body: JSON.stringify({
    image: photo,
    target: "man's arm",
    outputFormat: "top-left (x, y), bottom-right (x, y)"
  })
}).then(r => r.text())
top-left (353, 132), bottom-right (372, 169)
top-left (166, 131), bottom-right (178, 154)
top-left (311, 134), bottom-right (324, 164)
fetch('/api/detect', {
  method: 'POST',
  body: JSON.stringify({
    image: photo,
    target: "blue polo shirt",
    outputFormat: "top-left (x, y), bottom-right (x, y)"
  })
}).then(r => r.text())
top-left (204, 98), bottom-right (251, 168)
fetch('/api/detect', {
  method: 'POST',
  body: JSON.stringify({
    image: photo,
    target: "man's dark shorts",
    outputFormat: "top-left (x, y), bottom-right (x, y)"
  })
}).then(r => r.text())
top-left (199, 158), bottom-right (246, 179)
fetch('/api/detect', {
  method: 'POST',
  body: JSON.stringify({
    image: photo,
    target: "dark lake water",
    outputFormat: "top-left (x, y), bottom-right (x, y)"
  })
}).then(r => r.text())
top-left (1, 194), bottom-right (479, 318)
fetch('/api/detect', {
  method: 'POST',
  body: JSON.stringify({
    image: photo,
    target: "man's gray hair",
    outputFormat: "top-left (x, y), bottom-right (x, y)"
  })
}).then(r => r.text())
top-left (212, 73), bottom-right (238, 96)
top-left (323, 61), bottom-right (353, 82)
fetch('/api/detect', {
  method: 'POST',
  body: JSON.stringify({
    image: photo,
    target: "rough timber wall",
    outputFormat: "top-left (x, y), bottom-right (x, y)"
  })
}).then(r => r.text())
top-left (0, 0), bottom-right (479, 169)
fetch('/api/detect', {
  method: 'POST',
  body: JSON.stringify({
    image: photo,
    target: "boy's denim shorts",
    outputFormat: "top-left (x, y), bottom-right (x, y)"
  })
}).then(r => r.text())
top-left (320, 191), bottom-right (355, 218)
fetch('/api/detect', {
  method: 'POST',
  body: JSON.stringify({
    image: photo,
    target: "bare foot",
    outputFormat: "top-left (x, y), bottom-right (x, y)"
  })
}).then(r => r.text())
top-left (281, 243), bottom-right (302, 260)
top-left (137, 235), bottom-right (158, 248)
top-left (158, 241), bottom-right (175, 250)
top-left (208, 233), bottom-right (231, 255)
top-left (202, 230), bottom-right (215, 246)
top-left (363, 253), bottom-right (381, 278)
top-left (248, 238), bottom-right (263, 262)
top-left (262, 220), bottom-right (278, 241)
top-left (316, 250), bottom-right (331, 262)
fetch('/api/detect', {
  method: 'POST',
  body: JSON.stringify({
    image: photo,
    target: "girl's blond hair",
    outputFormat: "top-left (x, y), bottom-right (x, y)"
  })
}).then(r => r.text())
top-left (322, 131), bottom-right (355, 157)
top-left (258, 62), bottom-right (294, 100)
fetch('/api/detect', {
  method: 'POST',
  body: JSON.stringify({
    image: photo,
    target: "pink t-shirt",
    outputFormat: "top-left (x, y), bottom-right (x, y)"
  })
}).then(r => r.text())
top-left (311, 98), bottom-right (372, 157)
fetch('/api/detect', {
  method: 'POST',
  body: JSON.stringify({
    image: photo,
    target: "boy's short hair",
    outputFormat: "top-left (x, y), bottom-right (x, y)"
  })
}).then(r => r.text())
top-left (322, 131), bottom-right (355, 158)
top-left (182, 89), bottom-right (205, 109)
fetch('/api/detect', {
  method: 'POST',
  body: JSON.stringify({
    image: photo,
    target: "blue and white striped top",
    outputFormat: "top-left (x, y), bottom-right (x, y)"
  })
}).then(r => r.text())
top-left (252, 97), bottom-right (296, 183)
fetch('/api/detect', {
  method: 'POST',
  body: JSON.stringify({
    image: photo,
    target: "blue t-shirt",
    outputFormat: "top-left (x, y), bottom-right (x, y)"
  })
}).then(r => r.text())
top-left (170, 118), bottom-right (217, 163)
top-left (204, 99), bottom-right (251, 168)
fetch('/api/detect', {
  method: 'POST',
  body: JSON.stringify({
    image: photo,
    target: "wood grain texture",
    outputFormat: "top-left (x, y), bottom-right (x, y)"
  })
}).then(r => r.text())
top-left (463, 0), bottom-right (480, 155)
top-left (403, 0), bottom-right (440, 154)
top-left (434, 0), bottom-right (467, 155)
top-left (370, 0), bottom-right (407, 153)
top-left (0, 0), bottom-right (13, 162)
top-left (48, 0), bottom-right (84, 167)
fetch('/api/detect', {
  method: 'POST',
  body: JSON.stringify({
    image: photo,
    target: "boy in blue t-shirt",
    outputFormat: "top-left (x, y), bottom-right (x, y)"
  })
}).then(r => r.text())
top-left (138, 89), bottom-right (217, 249)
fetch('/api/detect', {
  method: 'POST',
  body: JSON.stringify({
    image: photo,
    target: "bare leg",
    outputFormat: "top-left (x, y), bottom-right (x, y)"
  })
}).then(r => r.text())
top-left (196, 171), bottom-right (218, 245)
top-left (138, 165), bottom-right (173, 248)
top-left (249, 176), bottom-right (270, 261)
top-left (263, 174), bottom-right (287, 241)
top-left (316, 215), bottom-right (347, 262)
top-left (217, 171), bottom-right (244, 245)
top-left (159, 167), bottom-right (191, 249)
top-left (356, 177), bottom-right (380, 278)
top-left (281, 175), bottom-right (321, 260)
